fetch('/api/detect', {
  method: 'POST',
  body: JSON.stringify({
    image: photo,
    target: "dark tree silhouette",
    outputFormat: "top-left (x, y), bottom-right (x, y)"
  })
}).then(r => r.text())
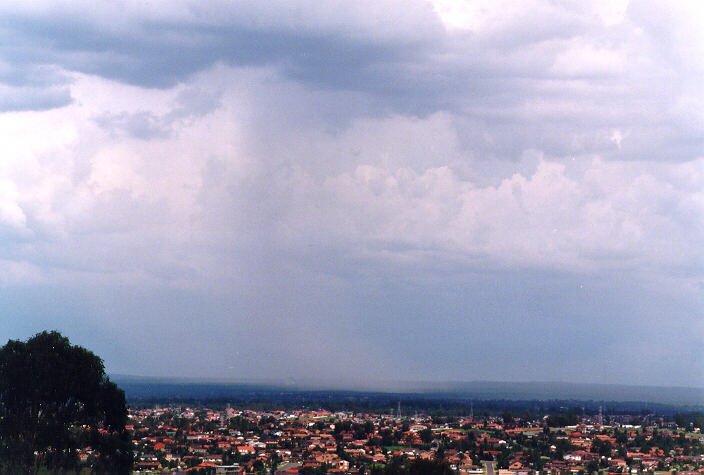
top-left (0, 330), bottom-right (133, 472)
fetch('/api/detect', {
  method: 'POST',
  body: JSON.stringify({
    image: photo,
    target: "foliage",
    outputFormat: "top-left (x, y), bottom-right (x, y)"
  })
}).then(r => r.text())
top-left (591, 438), bottom-right (612, 457)
top-left (674, 413), bottom-right (704, 431)
top-left (228, 415), bottom-right (259, 432)
top-left (368, 457), bottom-right (453, 474)
top-left (0, 331), bottom-right (133, 472)
top-left (419, 427), bottom-right (433, 444)
top-left (586, 459), bottom-right (599, 473)
top-left (546, 412), bottom-right (579, 427)
top-left (299, 464), bottom-right (328, 474)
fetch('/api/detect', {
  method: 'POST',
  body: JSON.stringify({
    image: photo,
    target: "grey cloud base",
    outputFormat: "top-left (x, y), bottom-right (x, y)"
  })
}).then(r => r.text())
top-left (0, 0), bottom-right (700, 387)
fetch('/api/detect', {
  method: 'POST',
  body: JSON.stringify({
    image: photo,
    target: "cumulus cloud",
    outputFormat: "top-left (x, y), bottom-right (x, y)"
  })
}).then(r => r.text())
top-left (316, 157), bottom-right (704, 276)
top-left (0, 1), bottom-right (700, 384)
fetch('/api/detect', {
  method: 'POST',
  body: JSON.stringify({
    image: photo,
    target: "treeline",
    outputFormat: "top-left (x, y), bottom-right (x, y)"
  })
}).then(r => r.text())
top-left (673, 413), bottom-right (704, 430)
top-left (128, 394), bottom-right (694, 417)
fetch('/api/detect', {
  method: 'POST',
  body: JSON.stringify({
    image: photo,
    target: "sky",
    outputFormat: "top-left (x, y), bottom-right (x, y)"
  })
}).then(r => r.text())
top-left (0, 0), bottom-right (702, 388)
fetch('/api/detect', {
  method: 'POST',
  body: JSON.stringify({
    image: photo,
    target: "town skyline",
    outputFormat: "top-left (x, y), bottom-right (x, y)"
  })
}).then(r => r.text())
top-left (125, 401), bottom-right (704, 473)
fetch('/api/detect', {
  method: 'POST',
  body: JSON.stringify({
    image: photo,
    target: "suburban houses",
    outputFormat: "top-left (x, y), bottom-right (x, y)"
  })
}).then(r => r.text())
top-left (122, 405), bottom-right (704, 474)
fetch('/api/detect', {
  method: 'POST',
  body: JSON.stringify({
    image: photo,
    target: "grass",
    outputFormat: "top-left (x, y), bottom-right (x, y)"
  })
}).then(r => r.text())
top-left (384, 445), bottom-right (412, 452)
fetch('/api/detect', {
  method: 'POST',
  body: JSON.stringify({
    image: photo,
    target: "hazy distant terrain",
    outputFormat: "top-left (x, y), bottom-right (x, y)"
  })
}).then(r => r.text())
top-left (405, 381), bottom-right (704, 407)
top-left (111, 376), bottom-right (704, 409)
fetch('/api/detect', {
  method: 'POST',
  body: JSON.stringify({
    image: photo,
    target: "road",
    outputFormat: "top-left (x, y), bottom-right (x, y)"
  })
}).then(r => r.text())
top-left (483, 460), bottom-right (496, 475)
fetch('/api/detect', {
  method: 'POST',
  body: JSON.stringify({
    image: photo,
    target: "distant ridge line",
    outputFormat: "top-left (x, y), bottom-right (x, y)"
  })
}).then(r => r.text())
top-left (109, 375), bottom-right (704, 407)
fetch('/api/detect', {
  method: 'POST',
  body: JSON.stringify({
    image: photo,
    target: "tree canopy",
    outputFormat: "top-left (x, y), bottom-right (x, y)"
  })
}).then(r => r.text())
top-left (0, 330), bottom-right (133, 472)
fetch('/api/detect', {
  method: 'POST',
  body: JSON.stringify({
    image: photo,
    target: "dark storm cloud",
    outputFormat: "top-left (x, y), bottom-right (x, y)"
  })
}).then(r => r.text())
top-left (0, 3), bottom-right (443, 107)
top-left (0, 1), bottom-right (702, 387)
top-left (0, 85), bottom-right (71, 111)
top-left (0, 0), bottom-right (697, 165)
top-left (0, 1), bottom-right (616, 121)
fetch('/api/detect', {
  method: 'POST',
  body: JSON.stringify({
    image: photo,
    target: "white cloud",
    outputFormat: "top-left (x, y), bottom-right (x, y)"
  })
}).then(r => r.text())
top-left (0, 59), bottom-right (697, 291)
top-left (0, 1), bottom-right (700, 383)
top-left (314, 156), bottom-right (704, 277)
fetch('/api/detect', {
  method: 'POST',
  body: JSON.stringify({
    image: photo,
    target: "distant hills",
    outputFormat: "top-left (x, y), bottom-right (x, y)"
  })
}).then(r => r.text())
top-left (110, 375), bottom-right (704, 409)
top-left (393, 381), bottom-right (704, 407)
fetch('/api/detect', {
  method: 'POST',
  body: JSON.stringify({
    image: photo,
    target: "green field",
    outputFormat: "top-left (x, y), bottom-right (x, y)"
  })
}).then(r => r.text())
top-left (384, 446), bottom-right (412, 452)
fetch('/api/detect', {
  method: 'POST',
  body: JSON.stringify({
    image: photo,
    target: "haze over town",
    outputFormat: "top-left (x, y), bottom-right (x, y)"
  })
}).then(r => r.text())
top-left (0, 1), bottom-right (701, 388)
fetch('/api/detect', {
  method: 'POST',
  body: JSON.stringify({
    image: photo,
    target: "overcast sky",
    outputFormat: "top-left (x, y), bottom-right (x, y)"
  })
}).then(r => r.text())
top-left (0, 0), bottom-right (701, 388)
